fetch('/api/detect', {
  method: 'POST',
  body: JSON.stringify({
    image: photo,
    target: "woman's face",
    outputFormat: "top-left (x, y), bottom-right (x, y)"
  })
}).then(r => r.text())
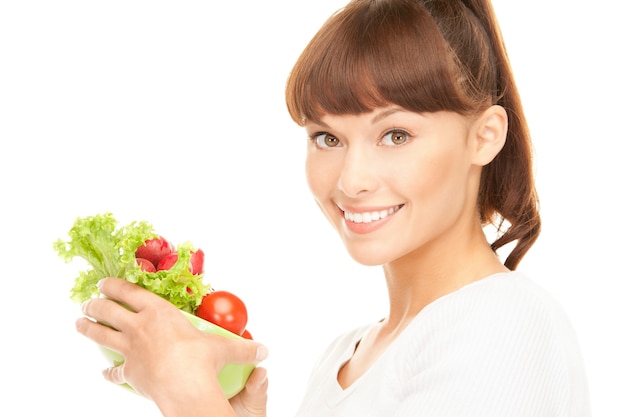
top-left (304, 107), bottom-right (483, 266)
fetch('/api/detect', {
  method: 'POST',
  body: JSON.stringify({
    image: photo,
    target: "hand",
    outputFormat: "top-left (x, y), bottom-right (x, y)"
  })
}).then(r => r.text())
top-left (75, 277), bottom-right (268, 417)
top-left (230, 366), bottom-right (269, 417)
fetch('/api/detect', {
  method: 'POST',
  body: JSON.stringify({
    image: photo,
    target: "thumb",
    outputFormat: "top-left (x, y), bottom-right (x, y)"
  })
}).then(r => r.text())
top-left (102, 363), bottom-right (127, 385)
top-left (219, 337), bottom-right (269, 366)
top-left (235, 366), bottom-right (268, 413)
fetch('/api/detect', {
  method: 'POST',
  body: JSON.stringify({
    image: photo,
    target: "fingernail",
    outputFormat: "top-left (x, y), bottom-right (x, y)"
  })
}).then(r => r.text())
top-left (96, 279), bottom-right (105, 290)
top-left (256, 344), bottom-right (269, 362)
top-left (80, 300), bottom-right (90, 315)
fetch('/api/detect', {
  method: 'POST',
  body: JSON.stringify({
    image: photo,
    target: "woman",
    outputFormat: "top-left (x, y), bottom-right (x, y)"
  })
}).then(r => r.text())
top-left (77, 0), bottom-right (591, 416)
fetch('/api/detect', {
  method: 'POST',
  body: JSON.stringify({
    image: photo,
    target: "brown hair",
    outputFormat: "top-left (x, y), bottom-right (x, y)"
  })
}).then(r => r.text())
top-left (285, 0), bottom-right (540, 269)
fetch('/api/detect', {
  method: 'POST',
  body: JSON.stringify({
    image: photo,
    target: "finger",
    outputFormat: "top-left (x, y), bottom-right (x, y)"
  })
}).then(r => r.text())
top-left (75, 316), bottom-right (126, 352)
top-left (97, 277), bottom-right (167, 313)
top-left (80, 296), bottom-right (135, 332)
top-left (237, 367), bottom-right (268, 412)
top-left (102, 363), bottom-right (127, 385)
top-left (245, 366), bottom-right (268, 392)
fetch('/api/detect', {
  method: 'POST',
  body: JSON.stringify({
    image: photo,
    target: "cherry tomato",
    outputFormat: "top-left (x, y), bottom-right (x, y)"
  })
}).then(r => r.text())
top-left (241, 329), bottom-right (253, 340)
top-left (196, 290), bottom-right (248, 336)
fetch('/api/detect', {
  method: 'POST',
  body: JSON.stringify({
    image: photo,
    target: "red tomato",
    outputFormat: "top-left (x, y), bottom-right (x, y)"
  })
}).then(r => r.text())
top-left (136, 236), bottom-right (175, 267)
top-left (241, 329), bottom-right (253, 340)
top-left (136, 257), bottom-right (156, 272)
top-left (190, 248), bottom-right (205, 275)
top-left (196, 290), bottom-right (248, 336)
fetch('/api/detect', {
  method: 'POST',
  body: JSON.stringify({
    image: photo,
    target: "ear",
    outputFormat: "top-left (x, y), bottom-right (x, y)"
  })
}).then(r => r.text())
top-left (470, 105), bottom-right (508, 166)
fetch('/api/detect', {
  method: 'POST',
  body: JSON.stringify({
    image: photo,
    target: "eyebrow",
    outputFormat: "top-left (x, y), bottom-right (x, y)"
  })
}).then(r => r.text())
top-left (371, 107), bottom-right (406, 124)
top-left (310, 107), bottom-right (408, 129)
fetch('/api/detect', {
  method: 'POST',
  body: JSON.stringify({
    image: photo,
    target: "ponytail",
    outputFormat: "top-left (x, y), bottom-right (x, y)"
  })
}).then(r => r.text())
top-left (460, 0), bottom-right (541, 269)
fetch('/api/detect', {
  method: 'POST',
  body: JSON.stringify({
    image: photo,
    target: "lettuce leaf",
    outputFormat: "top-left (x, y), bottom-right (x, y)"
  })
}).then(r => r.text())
top-left (54, 212), bottom-right (210, 313)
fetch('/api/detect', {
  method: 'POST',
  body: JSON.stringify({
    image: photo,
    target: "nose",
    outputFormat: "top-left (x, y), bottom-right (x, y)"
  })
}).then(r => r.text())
top-left (337, 145), bottom-right (379, 198)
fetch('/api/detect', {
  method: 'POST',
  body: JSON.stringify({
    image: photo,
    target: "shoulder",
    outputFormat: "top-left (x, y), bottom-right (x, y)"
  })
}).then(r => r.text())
top-left (428, 270), bottom-right (573, 330)
top-left (393, 271), bottom-right (591, 416)
top-left (412, 270), bottom-right (584, 367)
top-left (450, 270), bottom-right (560, 307)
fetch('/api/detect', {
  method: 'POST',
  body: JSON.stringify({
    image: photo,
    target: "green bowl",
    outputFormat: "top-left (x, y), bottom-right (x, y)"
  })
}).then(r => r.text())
top-left (99, 310), bottom-right (255, 399)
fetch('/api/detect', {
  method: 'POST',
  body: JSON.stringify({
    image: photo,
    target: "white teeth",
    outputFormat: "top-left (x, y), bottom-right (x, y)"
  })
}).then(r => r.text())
top-left (343, 206), bottom-right (401, 224)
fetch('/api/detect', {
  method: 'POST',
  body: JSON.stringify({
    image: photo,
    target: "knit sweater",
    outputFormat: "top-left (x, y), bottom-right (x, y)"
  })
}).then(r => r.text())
top-left (294, 271), bottom-right (591, 417)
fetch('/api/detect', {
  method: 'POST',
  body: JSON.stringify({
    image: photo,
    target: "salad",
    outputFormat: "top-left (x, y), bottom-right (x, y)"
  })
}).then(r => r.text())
top-left (54, 212), bottom-right (210, 313)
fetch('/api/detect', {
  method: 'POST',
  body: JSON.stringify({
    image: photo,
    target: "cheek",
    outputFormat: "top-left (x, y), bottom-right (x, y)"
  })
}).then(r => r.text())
top-left (395, 149), bottom-right (470, 207)
top-left (305, 154), bottom-right (343, 228)
top-left (305, 154), bottom-right (332, 201)
top-left (304, 155), bottom-right (318, 196)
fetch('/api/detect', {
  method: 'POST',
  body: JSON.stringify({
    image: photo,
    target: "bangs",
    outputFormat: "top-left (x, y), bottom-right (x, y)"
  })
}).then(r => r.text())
top-left (286, 0), bottom-right (474, 125)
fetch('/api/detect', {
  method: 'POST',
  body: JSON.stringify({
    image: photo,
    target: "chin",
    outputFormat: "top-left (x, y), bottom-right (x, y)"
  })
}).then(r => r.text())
top-left (344, 245), bottom-right (390, 267)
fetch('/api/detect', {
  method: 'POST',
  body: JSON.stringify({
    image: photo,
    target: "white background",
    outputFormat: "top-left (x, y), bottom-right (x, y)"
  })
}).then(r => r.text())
top-left (1, 1), bottom-right (624, 416)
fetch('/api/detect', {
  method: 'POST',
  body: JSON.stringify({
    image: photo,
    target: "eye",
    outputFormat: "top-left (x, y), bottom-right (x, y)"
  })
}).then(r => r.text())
top-left (380, 130), bottom-right (409, 146)
top-left (311, 132), bottom-right (342, 148)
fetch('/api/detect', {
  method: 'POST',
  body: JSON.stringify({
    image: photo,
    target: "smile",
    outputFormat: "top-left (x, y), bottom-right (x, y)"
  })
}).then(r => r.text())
top-left (343, 205), bottom-right (403, 224)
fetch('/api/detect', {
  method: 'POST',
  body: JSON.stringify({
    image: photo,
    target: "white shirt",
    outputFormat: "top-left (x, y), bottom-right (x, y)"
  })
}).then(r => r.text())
top-left (295, 272), bottom-right (591, 417)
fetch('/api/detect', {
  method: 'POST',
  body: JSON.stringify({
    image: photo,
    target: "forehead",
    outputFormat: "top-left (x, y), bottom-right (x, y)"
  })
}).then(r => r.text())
top-left (305, 107), bottom-right (471, 136)
top-left (304, 106), bottom-right (406, 128)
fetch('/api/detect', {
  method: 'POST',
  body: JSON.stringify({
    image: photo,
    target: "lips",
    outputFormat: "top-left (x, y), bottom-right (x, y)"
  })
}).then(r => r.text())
top-left (342, 205), bottom-right (403, 224)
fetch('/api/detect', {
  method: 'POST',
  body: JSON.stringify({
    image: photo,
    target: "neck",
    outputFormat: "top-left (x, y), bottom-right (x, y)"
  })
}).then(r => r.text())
top-left (381, 223), bottom-right (508, 331)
